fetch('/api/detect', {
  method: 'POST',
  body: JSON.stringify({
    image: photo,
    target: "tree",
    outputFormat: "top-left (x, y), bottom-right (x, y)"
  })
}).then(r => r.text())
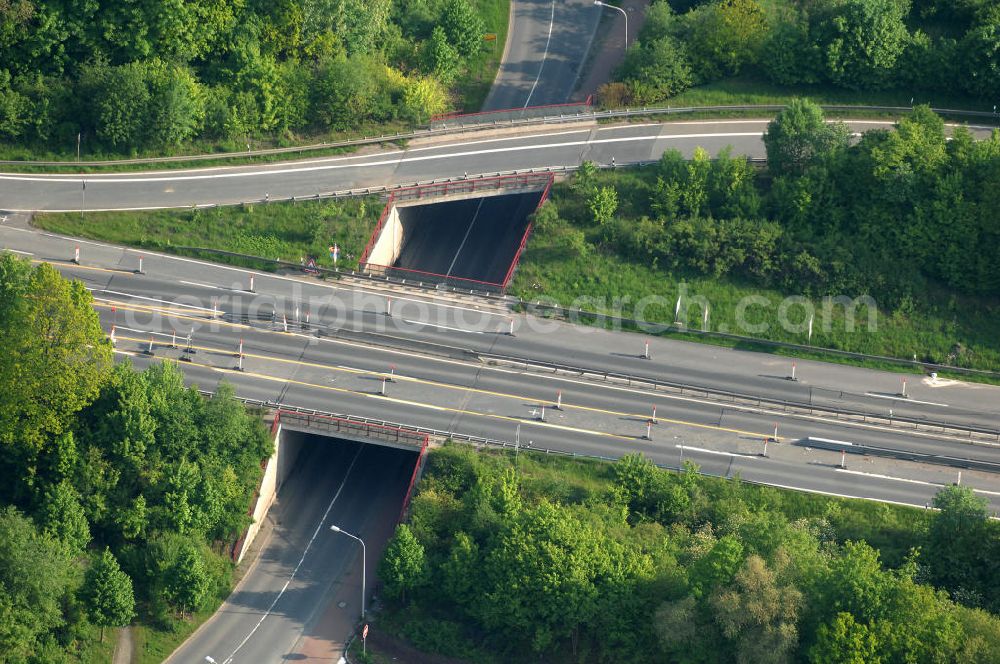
top-left (763, 99), bottom-right (851, 176)
top-left (588, 185), bottom-right (619, 226)
top-left (39, 480), bottom-right (91, 553)
top-left (684, 0), bottom-right (768, 80)
top-left (623, 36), bottom-right (693, 103)
top-left (810, 612), bottom-right (882, 664)
top-left (925, 485), bottom-right (991, 601)
top-left (83, 61), bottom-right (152, 149)
top-left (401, 75), bottom-right (449, 123)
top-left (479, 501), bottom-right (606, 653)
top-left (0, 257), bottom-right (112, 503)
top-left (146, 61), bottom-right (205, 147)
top-left (164, 542), bottom-right (209, 616)
top-left (710, 555), bottom-right (802, 664)
top-left (378, 523), bottom-right (425, 602)
top-left (0, 506), bottom-right (80, 660)
top-left (82, 548), bottom-right (134, 642)
top-left (424, 26), bottom-right (460, 84)
top-left (959, 18), bottom-right (1000, 99)
top-left (822, 0), bottom-right (910, 90)
top-left (442, 0), bottom-right (486, 58)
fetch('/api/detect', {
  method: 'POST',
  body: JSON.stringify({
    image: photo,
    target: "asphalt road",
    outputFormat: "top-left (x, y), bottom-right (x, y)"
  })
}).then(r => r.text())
top-left (482, 0), bottom-right (602, 111)
top-left (7, 119), bottom-right (994, 212)
top-left (165, 436), bottom-right (415, 664)
top-left (5, 225), bottom-right (997, 512)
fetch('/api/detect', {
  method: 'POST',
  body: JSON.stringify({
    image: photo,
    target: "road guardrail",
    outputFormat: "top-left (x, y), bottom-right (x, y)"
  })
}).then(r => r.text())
top-left (6, 103), bottom-right (997, 168)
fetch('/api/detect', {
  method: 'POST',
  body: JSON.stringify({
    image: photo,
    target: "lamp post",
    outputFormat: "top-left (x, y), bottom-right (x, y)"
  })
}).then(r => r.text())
top-left (594, 1), bottom-right (628, 52)
top-left (330, 525), bottom-right (366, 620)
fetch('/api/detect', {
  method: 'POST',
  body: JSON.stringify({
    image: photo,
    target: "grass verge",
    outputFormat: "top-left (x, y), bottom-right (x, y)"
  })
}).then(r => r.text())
top-left (34, 196), bottom-right (384, 273)
top-left (655, 73), bottom-right (997, 114)
top-left (511, 169), bottom-right (1000, 378)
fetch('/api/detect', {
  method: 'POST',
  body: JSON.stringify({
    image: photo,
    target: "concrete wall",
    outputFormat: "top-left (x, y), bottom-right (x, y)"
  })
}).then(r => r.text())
top-left (236, 425), bottom-right (304, 564)
top-left (365, 205), bottom-right (403, 267)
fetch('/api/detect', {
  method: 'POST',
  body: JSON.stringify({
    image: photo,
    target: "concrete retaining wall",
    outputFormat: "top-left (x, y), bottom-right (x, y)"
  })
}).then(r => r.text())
top-left (236, 424), bottom-right (304, 564)
top-left (366, 205), bottom-right (403, 267)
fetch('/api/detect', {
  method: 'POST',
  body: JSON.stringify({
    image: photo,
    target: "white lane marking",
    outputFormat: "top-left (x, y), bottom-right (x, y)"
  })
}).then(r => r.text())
top-left (835, 468), bottom-right (1000, 497)
top-left (864, 392), bottom-right (949, 407)
top-left (0, 132), bottom-right (764, 184)
top-left (446, 197), bottom-right (485, 277)
top-left (220, 445), bottom-right (363, 664)
top-left (807, 436), bottom-right (854, 447)
top-left (113, 325), bottom-right (180, 339)
top-left (3, 248), bottom-right (33, 255)
top-left (93, 289), bottom-right (217, 312)
top-left (179, 279), bottom-right (234, 291)
top-left (399, 318), bottom-right (486, 334)
top-left (676, 444), bottom-right (759, 459)
top-left (523, 0), bottom-right (556, 108)
top-left (9, 225), bottom-right (507, 317)
top-left (756, 481), bottom-right (931, 510)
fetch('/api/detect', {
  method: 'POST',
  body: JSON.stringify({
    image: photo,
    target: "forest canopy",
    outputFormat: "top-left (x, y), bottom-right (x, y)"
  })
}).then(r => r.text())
top-left (0, 0), bottom-right (496, 153)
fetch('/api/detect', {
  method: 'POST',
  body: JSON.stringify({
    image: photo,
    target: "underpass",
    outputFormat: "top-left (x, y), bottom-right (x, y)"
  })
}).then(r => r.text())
top-left (166, 417), bottom-right (424, 664)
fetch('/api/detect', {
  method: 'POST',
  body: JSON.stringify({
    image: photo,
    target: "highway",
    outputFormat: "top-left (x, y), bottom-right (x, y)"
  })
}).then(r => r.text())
top-left (4, 120), bottom-right (996, 212)
top-left (5, 222), bottom-right (998, 514)
top-left (483, 0), bottom-right (601, 110)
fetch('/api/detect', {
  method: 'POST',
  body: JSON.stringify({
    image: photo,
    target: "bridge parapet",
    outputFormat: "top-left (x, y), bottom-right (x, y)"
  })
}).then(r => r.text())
top-left (274, 410), bottom-right (429, 451)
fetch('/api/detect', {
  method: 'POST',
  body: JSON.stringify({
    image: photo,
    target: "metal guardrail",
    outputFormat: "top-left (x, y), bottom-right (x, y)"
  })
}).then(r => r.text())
top-left (8, 103), bottom-right (997, 168)
top-left (274, 410), bottom-right (428, 448)
top-left (479, 352), bottom-right (1000, 444)
top-left (513, 300), bottom-right (1000, 381)
top-left (804, 436), bottom-right (1000, 473)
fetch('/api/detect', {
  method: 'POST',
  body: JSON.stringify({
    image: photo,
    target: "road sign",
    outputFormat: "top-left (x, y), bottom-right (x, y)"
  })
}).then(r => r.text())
top-left (484, 33), bottom-right (497, 41)
top-left (362, 623), bottom-right (369, 639)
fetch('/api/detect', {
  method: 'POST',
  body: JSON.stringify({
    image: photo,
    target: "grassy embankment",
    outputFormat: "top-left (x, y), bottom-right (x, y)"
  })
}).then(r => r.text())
top-left (35, 196), bottom-right (384, 274)
top-left (510, 167), bottom-right (1000, 376)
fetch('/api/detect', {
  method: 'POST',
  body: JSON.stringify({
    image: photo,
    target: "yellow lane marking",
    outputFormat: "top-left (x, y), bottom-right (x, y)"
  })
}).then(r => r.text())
top-left (122, 347), bottom-right (631, 442)
top-left (114, 333), bottom-right (770, 440)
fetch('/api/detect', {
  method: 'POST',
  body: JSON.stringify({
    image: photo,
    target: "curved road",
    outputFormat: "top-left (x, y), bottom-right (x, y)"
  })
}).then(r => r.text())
top-left (2, 120), bottom-right (995, 212)
top-left (483, 0), bottom-right (601, 111)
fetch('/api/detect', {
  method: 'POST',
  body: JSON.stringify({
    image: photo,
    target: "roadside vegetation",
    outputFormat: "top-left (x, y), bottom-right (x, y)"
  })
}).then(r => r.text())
top-left (604, 0), bottom-right (999, 110)
top-left (36, 196), bottom-right (383, 273)
top-left (0, 255), bottom-right (273, 662)
top-left (0, 0), bottom-right (507, 161)
top-left (372, 443), bottom-right (1000, 662)
top-left (513, 103), bottom-right (1000, 372)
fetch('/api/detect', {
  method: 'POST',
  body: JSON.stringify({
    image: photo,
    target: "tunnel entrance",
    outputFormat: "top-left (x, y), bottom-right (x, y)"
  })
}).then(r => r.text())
top-left (360, 174), bottom-right (553, 292)
top-left (233, 412), bottom-right (428, 564)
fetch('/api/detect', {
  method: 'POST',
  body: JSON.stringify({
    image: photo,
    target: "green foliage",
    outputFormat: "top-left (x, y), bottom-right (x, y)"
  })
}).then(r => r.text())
top-left (0, 0), bottom-right (501, 155)
top-left (379, 524), bottom-right (426, 602)
top-left (619, 0), bottom-right (998, 104)
top-left (0, 258), bottom-right (274, 659)
top-left (925, 485), bottom-right (995, 607)
top-left (0, 256), bottom-right (112, 503)
top-left (82, 548), bottom-right (135, 640)
top-left (513, 106), bottom-right (1000, 371)
top-left (39, 480), bottom-right (91, 553)
top-left (442, 0), bottom-right (487, 58)
top-left (0, 506), bottom-right (82, 662)
top-left (163, 542), bottom-right (210, 616)
top-left (763, 98), bottom-right (851, 176)
top-left (385, 446), bottom-right (1000, 663)
top-left (587, 185), bottom-right (619, 225)
top-left (684, 0), bottom-right (768, 80)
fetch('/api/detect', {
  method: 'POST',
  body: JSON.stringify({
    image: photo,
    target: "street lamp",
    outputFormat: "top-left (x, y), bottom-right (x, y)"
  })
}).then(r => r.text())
top-left (330, 525), bottom-right (367, 620)
top-left (594, 1), bottom-right (628, 52)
